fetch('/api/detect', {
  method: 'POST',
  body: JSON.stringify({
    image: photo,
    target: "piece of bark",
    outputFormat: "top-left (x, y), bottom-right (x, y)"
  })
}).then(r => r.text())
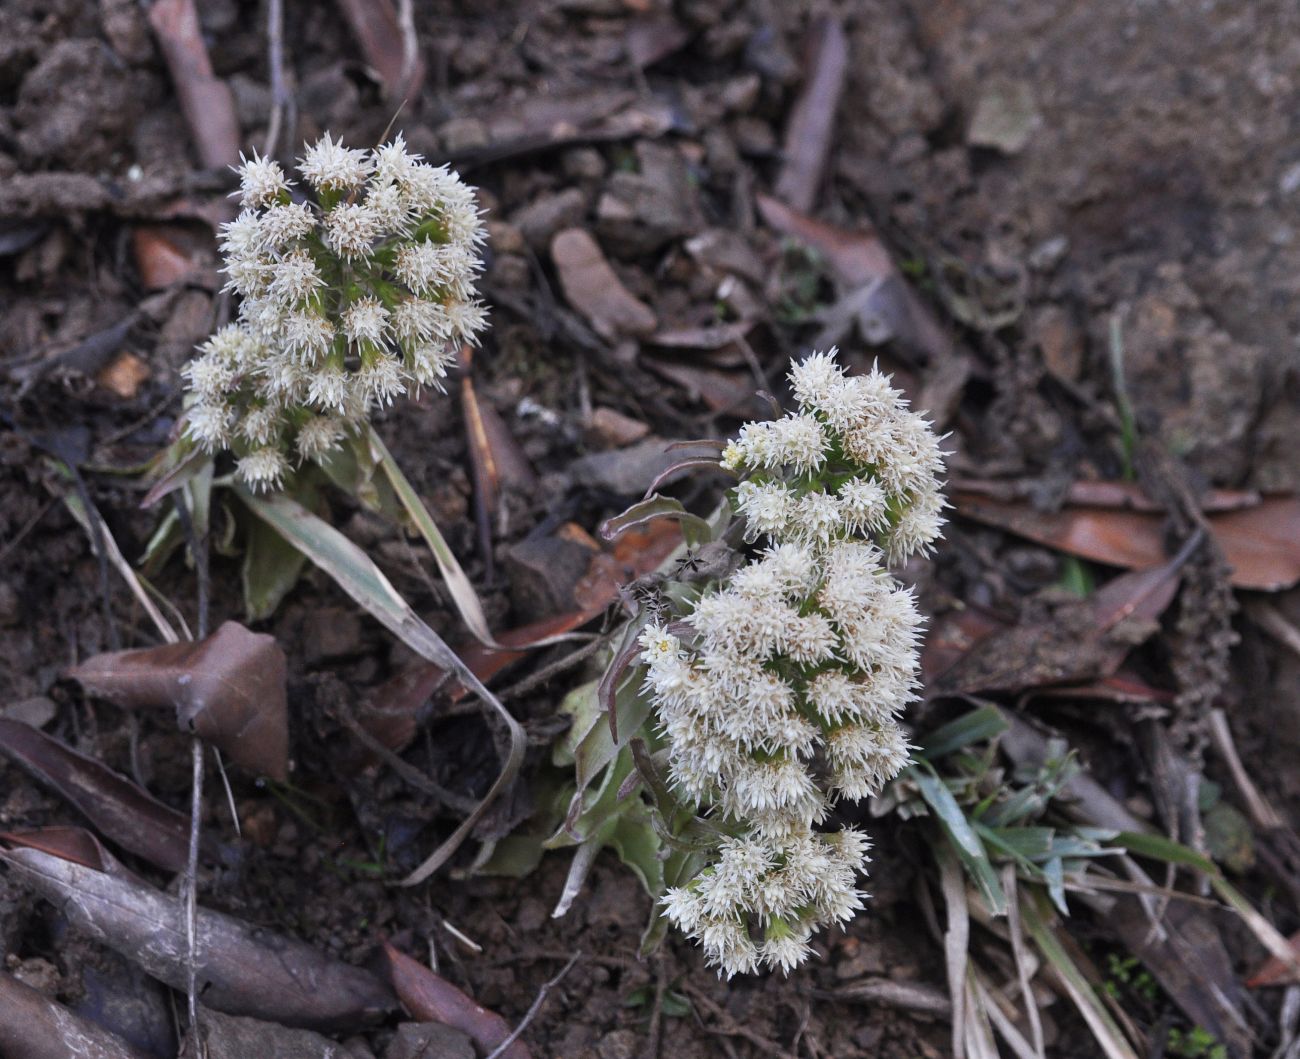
top-left (0, 972), bottom-right (154, 1059)
top-left (775, 16), bottom-right (849, 211)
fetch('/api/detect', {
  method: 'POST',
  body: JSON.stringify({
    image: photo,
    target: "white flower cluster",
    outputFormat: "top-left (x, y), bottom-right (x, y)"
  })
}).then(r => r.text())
top-left (643, 350), bottom-right (945, 977)
top-left (182, 134), bottom-right (487, 491)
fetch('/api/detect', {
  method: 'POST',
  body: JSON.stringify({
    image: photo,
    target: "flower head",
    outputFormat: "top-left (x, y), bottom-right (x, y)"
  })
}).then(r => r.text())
top-left (639, 350), bottom-right (945, 975)
top-left (181, 132), bottom-right (488, 491)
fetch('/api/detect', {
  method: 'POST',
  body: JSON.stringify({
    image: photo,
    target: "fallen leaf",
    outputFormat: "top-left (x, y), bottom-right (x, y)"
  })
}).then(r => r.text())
top-left (334, 0), bottom-right (424, 100)
top-left (146, 0), bottom-right (240, 170)
top-left (3, 846), bottom-right (397, 1031)
top-left (132, 224), bottom-right (214, 290)
top-left (0, 971), bottom-right (153, 1059)
top-left (188, 1007), bottom-right (379, 1059)
top-left (96, 351), bottom-right (150, 400)
top-left (381, 943), bottom-right (528, 1059)
top-left (68, 621), bottom-right (289, 781)
top-left (625, 12), bottom-right (690, 69)
top-left (936, 544), bottom-right (1191, 696)
top-left (1248, 932), bottom-right (1300, 987)
top-left (550, 228), bottom-right (657, 341)
top-left (954, 492), bottom-right (1300, 591)
top-left (756, 193), bottom-right (957, 368)
top-left (953, 478), bottom-right (1261, 514)
top-left (1, 826), bottom-right (116, 872)
top-left (775, 16), bottom-right (849, 212)
top-left (0, 718), bottom-right (209, 872)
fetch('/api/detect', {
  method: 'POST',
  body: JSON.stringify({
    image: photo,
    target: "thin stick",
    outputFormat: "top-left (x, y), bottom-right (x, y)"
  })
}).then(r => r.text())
top-left (484, 952), bottom-right (580, 1059)
top-left (184, 736), bottom-right (204, 1029)
top-left (397, 0), bottom-right (418, 98)
top-left (333, 695), bottom-right (478, 814)
top-left (263, 0), bottom-right (293, 159)
top-left (1208, 708), bottom-right (1285, 831)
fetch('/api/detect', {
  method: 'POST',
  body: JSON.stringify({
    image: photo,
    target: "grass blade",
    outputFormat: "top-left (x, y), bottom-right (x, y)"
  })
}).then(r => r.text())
top-left (365, 425), bottom-right (501, 648)
top-left (238, 487), bottom-right (524, 885)
top-left (1021, 893), bottom-right (1140, 1059)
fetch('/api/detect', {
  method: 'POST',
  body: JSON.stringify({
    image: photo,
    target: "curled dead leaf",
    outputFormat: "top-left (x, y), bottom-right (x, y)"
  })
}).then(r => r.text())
top-left (0, 971), bottom-right (153, 1059)
top-left (68, 621), bottom-right (289, 781)
top-left (381, 943), bottom-right (529, 1059)
top-left (0, 718), bottom-right (211, 872)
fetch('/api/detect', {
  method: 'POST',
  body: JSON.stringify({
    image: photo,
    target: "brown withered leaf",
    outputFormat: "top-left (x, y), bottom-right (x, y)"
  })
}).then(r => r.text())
top-left (1, 826), bottom-right (116, 872)
top-left (936, 545), bottom-right (1191, 696)
top-left (381, 943), bottom-right (528, 1059)
top-left (775, 16), bottom-right (849, 212)
top-left (132, 224), bottom-right (215, 291)
top-left (550, 228), bottom-right (657, 341)
top-left (0, 972), bottom-right (153, 1059)
top-left (68, 621), bottom-right (288, 781)
top-left (146, 0), bottom-right (239, 170)
top-left (349, 520), bottom-right (682, 761)
top-left (0, 719), bottom-right (205, 872)
top-left (1248, 931), bottom-right (1300, 988)
top-left (756, 193), bottom-right (957, 368)
top-left (3, 846), bottom-right (397, 1031)
top-left (185, 1007), bottom-right (370, 1059)
top-left (334, 0), bottom-right (424, 101)
top-left (955, 492), bottom-right (1300, 591)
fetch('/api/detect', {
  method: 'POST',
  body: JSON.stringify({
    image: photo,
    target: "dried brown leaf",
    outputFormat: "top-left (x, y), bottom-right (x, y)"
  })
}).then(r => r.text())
top-left (146, 0), bottom-right (240, 170)
top-left (334, 0), bottom-right (425, 100)
top-left (381, 943), bottom-right (529, 1059)
top-left (775, 16), bottom-right (849, 212)
top-left (0, 718), bottom-right (204, 872)
top-left (3, 846), bottom-right (396, 1031)
top-left (68, 621), bottom-right (289, 781)
top-left (550, 228), bottom-right (657, 341)
top-left (954, 492), bottom-right (1300, 591)
top-left (756, 193), bottom-right (957, 366)
top-left (0, 971), bottom-right (153, 1059)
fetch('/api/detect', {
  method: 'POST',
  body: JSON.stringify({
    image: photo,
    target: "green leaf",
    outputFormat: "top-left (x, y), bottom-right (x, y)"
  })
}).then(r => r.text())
top-left (912, 768), bottom-right (1007, 915)
top-left (1115, 830), bottom-right (1218, 875)
top-left (237, 486), bottom-right (525, 887)
top-left (599, 494), bottom-right (714, 549)
top-left (918, 704), bottom-right (1008, 760)
top-left (242, 513), bottom-right (309, 621)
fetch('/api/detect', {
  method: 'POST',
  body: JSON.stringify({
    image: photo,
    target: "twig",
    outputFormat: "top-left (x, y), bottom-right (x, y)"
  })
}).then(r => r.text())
top-left (642, 952), bottom-right (668, 1059)
top-left (484, 951), bottom-right (580, 1059)
top-left (263, 0), bottom-right (293, 160)
top-left (333, 695), bottom-right (478, 814)
top-left (497, 634), bottom-right (607, 703)
top-left (184, 735), bottom-right (204, 1029)
top-left (1207, 707), bottom-right (1285, 831)
top-left (397, 0), bottom-right (418, 99)
top-left (681, 983), bottom-right (799, 1059)
top-left (1245, 598), bottom-right (1300, 660)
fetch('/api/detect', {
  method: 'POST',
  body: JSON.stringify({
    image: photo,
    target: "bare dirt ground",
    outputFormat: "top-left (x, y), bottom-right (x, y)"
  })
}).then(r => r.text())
top-left (2, 1), bottom-right (1299, 1057)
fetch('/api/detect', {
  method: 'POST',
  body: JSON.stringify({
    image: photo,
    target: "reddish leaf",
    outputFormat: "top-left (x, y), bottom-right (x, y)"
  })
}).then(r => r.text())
top-left (146, 0), bottom-right (240, 170)
top-left (955, 492), bottom-right (1300, 591)
top-left (68, 622), bottom-right (289, 781)
top-left (775, 16), bottom-right (849, 212)
top-left (381, 942), bottom-right (529, 1059)
top-left (0, 826), bottom-right (114, 872)
top-left (132, 224), bottom-right (215, 291)
top-left (1247, 931), bottom-right (1300, 987)
top-left (955, 478), bottom-right (1261, 514)
top-left (0, 972), bottom-right (153, 1059)
top-left (3, 846), bottom-right (396, 1031)
top-left (0, 718), bottom-right (205, 872)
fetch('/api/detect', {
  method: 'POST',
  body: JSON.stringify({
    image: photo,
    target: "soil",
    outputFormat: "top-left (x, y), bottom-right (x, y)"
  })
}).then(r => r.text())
top-left (2, 1), bottom-right (1299, 1057)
